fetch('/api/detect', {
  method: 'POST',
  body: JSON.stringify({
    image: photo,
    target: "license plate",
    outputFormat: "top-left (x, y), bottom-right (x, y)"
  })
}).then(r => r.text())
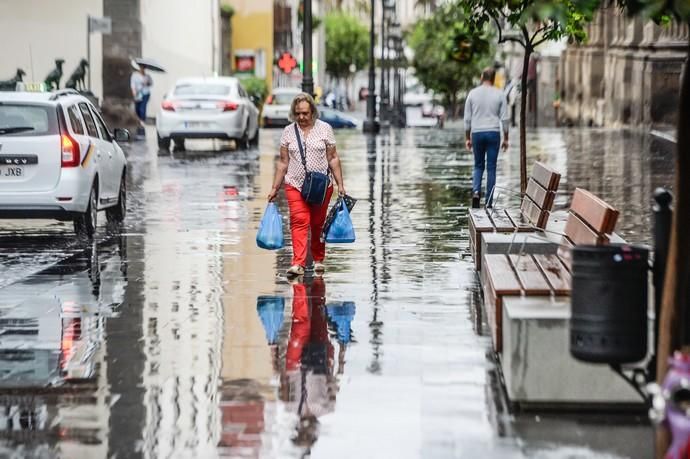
top-left (184, 121), bottom-right (209, 129)
top-left (1, 166), bottom-right (23, 177)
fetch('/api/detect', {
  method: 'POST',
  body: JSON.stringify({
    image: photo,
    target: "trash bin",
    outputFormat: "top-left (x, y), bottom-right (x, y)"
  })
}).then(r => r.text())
top-left (570, 244), bottom-right (649, 364)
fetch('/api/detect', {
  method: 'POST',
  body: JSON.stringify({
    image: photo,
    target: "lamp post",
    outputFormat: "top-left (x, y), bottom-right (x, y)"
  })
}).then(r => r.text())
top-left (388, 21), bottom-right (404, 128)
top-left (380, 0), bottom-right (395, 125)
top-left (363, 0), bottom-right (380, 133)
top-left (302, 0), bottom-right (314, 95)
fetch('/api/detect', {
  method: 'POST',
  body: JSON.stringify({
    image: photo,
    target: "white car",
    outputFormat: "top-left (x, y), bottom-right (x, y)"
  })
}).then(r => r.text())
top-left (0, 89), bottom-right (129, 238)
top-left (156, 77), bottom-right (260, 150)
top-left (262, 87), bottom-right (301, 127)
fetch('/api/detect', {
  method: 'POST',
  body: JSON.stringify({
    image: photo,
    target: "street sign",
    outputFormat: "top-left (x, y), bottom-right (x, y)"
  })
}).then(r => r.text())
top-left (278, 52), bottom-right (297, 74)
top-left (88, 16), bottom-right (112, 35)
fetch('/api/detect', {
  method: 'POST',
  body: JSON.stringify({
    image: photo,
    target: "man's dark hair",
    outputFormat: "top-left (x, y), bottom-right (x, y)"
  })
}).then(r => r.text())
top-left (481, 67), bottom-right (496, 84)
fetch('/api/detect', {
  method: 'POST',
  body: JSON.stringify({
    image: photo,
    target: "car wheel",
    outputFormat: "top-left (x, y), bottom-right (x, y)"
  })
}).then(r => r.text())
top-left (74, 183), bottom-right (98, 239)
top-left (249, 126), bottom-right (259, 147)
top-left (157, 133), bottom-right (170, 150)
top-left (238, 130), bottom-right (250, 150)
top-left (106, 174), bottom-right (126, 224)
top-left (173, 139), bottom-right (185, 151)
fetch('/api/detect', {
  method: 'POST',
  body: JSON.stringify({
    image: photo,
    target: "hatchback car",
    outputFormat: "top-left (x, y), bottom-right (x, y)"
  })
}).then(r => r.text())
top-left (156, 77), bottom-right (260, 150)
top-left (319, 108), bottom-right (359, 129)
top-left (0, 90), bottom-right (129, 238)
top-left (262, 87), bottom-right (301, 127)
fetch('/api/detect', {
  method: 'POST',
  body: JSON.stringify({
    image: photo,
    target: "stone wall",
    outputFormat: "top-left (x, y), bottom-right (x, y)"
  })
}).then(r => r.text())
top-left (560, 6), bottom-right (687, 129)
top-left (101, 0), bottom-right (142, 131)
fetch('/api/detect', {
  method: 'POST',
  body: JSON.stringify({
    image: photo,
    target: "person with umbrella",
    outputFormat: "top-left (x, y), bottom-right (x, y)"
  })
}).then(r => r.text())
top-left (130, 59), bottom-right (156, 127)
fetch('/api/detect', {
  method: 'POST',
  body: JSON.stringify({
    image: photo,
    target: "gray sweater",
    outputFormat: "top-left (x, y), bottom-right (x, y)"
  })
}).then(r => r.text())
top-left (464, 84), bottom-right (509, 134)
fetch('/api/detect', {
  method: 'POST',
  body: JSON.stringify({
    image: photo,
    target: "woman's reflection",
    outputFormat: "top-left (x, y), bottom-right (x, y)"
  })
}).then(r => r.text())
top-left (280, 277), bottom-right (336, 451)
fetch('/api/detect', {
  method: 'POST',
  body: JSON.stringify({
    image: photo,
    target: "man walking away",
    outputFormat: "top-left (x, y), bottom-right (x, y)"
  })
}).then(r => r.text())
top-left (464, 67), bottom-right (509, 208)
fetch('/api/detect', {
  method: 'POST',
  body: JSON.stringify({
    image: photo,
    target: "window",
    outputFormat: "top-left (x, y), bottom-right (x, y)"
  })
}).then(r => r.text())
top-left (89, 106), bottom-right (111, 141)
top-left (0, 104), bottom-right (57, 136)
top-left (67, 105), bottom-right (85, 135)
top-left (78, 103), bottom-right (98, 138)
top-left (238, 85), bottom-right (247, 98)
top-left (173, 84), bottom-right (232, 96)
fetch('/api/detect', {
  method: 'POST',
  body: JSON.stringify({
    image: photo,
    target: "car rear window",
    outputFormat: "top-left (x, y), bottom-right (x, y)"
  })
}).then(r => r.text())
top-left (173, 84), bottom-right (233, 96)
top-left (272, 93), bottom-right (298, 105)
top-left (0, 104), bottom-right (58, 136)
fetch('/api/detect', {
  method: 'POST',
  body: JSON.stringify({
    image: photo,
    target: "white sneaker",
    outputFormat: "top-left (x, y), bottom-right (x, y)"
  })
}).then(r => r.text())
top-left (287, 265), bottom-right (304, 276)
top-left (313, 262), bottom-right (325, 273)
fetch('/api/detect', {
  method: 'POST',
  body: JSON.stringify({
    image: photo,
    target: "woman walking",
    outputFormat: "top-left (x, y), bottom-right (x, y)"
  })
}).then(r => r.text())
top-left (267, 93), bottom-right (346, 277)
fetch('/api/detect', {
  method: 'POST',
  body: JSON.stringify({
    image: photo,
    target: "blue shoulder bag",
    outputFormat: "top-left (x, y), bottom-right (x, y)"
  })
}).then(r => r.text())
top-left (294, 123), bottom-right (330, 205)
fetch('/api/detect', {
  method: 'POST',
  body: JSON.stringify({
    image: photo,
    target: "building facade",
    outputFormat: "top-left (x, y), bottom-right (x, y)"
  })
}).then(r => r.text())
top-left (560, 6), bottom-right (688, 129)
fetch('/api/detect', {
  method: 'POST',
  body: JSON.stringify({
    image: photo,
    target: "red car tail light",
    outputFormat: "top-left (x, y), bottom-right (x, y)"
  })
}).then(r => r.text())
top-left (222, 102), bottom-right (238, 111)
top-left (162, 100), bottom-right (176, 111)
top-left (61, 134), bottom-right (80, 167)
top-left (266, 95), bottom-right (273, 105)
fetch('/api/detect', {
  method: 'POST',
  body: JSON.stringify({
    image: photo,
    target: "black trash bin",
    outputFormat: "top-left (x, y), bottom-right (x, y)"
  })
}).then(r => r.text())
top-left (570, 244), bottom-right (649, 364)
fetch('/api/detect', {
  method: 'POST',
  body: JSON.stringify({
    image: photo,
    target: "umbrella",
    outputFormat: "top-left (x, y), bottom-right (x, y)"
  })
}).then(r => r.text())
top-left (131, 58), bottom-right (166, 73)
top-left (256, 296), bottom-right (285, 345)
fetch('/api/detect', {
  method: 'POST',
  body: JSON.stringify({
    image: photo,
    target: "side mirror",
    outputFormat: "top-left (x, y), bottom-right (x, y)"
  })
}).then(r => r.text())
top-left (113, 128), bottom-right (131, 143)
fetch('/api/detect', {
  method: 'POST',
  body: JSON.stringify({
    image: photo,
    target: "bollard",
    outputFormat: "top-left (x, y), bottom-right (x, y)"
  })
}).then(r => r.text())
top-left (650, 188), bottom-right (673, 381)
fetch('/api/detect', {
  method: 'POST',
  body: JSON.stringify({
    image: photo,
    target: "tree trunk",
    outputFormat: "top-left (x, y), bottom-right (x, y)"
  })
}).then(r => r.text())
top-left (655, 30), bottom-right (690, 458)
top-left (519, 40), bottom-right (531, 196)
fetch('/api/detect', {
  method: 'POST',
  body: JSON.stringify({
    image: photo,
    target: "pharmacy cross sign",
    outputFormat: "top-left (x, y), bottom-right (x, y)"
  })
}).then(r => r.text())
top-left (278, 52), bottom-right (297, 74)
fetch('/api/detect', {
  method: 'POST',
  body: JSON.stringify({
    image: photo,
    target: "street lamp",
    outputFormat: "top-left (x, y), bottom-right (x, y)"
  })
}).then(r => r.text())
top-left (380, 0), bottom-right (395, 125)
top-left (302, 0), bottom-right (314, 95)
top-left (363, 0), bottom-right (380, 133)
top-left (387, 22), bottom-right (403, 128)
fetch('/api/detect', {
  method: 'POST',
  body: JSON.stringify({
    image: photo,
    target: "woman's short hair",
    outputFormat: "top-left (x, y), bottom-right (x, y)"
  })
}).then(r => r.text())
top-left (289, 93), bottom-right (319, 122)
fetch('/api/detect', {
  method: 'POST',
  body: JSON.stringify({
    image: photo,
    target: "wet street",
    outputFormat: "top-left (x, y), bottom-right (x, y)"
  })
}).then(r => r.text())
top-left (0, 123), bottom-right (675, 458)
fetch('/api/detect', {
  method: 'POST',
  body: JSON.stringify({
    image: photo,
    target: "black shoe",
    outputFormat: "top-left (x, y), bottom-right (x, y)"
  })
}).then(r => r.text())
top-left (471, 192), bottom-right (480, 209)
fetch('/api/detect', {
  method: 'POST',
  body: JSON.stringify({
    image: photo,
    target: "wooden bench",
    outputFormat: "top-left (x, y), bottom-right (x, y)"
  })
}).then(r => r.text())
top-left (469, 162), bottom-right (561, 271)
top-left (480, 188), bottom-right (620, 353)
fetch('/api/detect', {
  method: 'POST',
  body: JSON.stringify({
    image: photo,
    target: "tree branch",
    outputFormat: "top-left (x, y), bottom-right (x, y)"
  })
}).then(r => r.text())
top-left (521, 24), bottom-right (533, 51)
top-left (531, 35), bottom-right (552, 48)
top-left (530, 23), bottom-right (550, 43)
top-left (492, 14), bottom-right (526, 47)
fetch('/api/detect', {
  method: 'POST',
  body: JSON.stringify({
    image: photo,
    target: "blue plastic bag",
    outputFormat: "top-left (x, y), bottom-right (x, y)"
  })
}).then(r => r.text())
top-left (256, 203), bottom-right (284, 250)
top-left (256, 296), bottom-right (285, 344)
top-left (325, 200), bottom-right (355, 243)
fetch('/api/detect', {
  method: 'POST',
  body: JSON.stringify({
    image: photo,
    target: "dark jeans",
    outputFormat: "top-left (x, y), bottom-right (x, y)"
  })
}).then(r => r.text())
top-left (135, 93), bottom-right (150, 122)
top-left (471, 130), bottom-right (500, 206)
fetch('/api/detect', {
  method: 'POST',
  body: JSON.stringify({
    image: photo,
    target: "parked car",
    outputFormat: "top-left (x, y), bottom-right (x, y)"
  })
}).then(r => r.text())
top-left (262, 87), bottom-right (301, 127)
top-left (0, 89), bottom-right (129, 238)
top-left (319, 108), bottom-right (359, 129)
top-left (156, 77), bottom-right (260, 150)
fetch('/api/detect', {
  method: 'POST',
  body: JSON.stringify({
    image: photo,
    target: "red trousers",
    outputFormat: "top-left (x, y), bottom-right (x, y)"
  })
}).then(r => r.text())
top-left (285, 185), bottom-right (333, 267)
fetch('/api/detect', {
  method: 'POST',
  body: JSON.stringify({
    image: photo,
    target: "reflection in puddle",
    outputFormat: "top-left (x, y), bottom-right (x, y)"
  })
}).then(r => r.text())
top-left (0, 127), bottom-right (673, 457)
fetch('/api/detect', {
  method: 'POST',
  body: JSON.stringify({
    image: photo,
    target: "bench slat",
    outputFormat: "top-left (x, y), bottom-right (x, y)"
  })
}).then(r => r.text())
top-left (488, 210), bottom-right (516, 232)
top-left (564, 211), bottom-right (609, 246)
top-left (526, 178), bottom-right (556, 211)
top-left (531, 162), bottom-right (561, 191)
top-left (505, 209), bottom-right (534, 232)
top-left (569, 188), bottom-right (619, 234)
top-left (509, 255), bottom-right (552, 295)
top-left (484, 254), bottom-right (522, 294)
top-left (557, 239), bottom-right (574, 272)
top-left (469, 209), bottom-right (495, 231)
top-left (520, 196), bottom-right (549, 228)
top-left (533, 254), bottom-right (571, 295)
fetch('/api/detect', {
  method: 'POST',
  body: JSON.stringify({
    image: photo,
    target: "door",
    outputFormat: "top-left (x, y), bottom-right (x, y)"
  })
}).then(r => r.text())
top-left (78, 103), bottom-right (113, 204)
top-left (89, 105), bottom-right (121, 206)
top-left (90, 107), bottom-right (124, 199)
